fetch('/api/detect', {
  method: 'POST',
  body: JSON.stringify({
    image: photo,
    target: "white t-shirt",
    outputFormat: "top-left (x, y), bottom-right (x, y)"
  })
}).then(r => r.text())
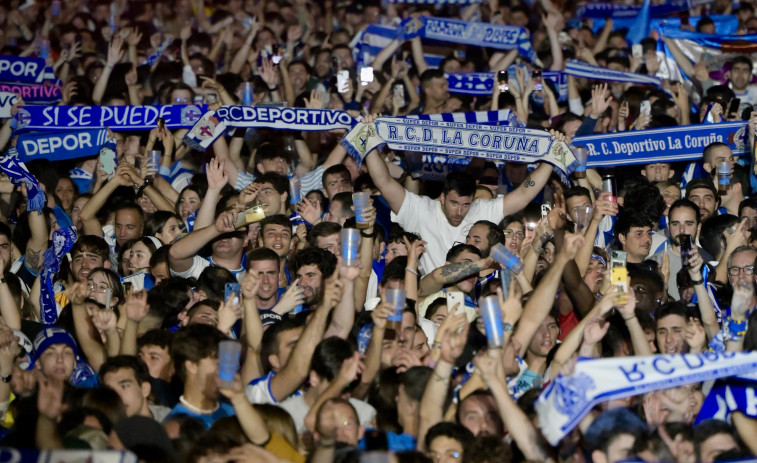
top-left (278, 394), bottom-right (376, 433)
top-left (170, 255), bottom-right (246, 282)
top-left (392, 192), bottom-right (503, 273)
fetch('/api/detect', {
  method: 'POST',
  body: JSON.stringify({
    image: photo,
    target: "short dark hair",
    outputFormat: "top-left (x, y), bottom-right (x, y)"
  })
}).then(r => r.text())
top-left (196, 266), bottom-right (236, 302)
top-left (693, 419), bottom-right (740, 462)
top-left (171, 324), bottom-right (228, 382)
top-left (614, 210), bottom-right (653, 238)
top-left (381, 256), bottom-right (407, 287)
top-left (260, 317), bottom-right (305, 373)
top-left (322, 164), bottom-right (351, 186)
top-left (331, 192), bottom-right (354, 219)
top-left (445, 243), bottom-right (481, 262)
top-left (442, 171), bottom-right (476, 198)
top-left (246, 247), bottom-right (280, 270)
top-left (254, 142), bottom-right (290, 167)
top-left (115, 202), bottom-right (145, 224)
top-left (564, 185), bottom-right (592, 203)
top-left (71, 235), bottom-right (110, 262)
top-left (308, 222), bottom-right (342, 248)
top-left (311, 337), bottom-right (355, 381)
top-left (254, 172), bottom-right (289, 196)
top-left (291, 247), bottom-right (337, 280)
top-left (424, 422), bottom-right (474, 453)
top-left (655, 301), bottom-right (687, 325)
top-left (400, 366), bottom-right (432, 403)
top-left (137, 329), bottom-right (174, 351)
top-left (260, 214), bottom-right (293, 235)
top-left (699, 214), bottom-right (740, 260)
top-left (420, 68), bottom-right (445, 87)
top-left (738, 197), bottom-right (757, 217)
top-left (145, 211), bottom-right (182, 237)
top-left (731, 55), bottom-right (752, 70)
top-left (100, 355), bottom-right (151, 385)
top-left (668, 198), bottom-right (701, 225)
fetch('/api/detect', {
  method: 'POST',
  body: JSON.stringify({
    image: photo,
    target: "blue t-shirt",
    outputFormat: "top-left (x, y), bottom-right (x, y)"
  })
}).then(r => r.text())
top-left (167, 401), bottom-right (236, 428)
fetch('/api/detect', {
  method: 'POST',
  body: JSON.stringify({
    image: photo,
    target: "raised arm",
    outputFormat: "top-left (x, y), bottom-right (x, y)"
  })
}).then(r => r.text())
top-left (268, 280), bottom-right (339, 401)
top-left (514, 233), bottom-right (583, 357)
top-left (364, 134), bottom-right (406, 214)
top-left (80, 164), bottom-right (133, 237)
top-left (502, 162), bottom-right (553, 216)
top-left (418, 257), bottom-right (494, 298)
top-left (220, 374), bottom-right (270, 445)
top-left (92, 37), bottom-right (124, 105)
top-left (168, 211), bottom-right (236, 273)
top-left (194, 158), bottom-right (228, 230)
top-left (686, 247), bottom-right (719, 339)
top-left (241, 272), bottom-right (264, 384)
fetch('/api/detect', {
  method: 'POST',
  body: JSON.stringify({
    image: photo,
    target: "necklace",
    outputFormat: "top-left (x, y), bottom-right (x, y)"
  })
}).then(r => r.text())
top-left (179, 395), bottom-right (219, 414)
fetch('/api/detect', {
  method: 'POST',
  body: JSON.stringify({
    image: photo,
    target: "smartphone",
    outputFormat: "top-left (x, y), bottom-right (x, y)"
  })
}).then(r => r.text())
top-left (640, 100), bottom-right (651, 115)
top-left (610, 251), bottom-right (628, 301)
top-left (632, 44), bottom-right (643, 59)
top-left (225, 282), bottom-right (241, 305)
top-left (157, 117), bottom-right (166, 131)
top-left (360, 66), bottom-right (374, 86)
top-left (532, 69), bottom-right (543, 91)
top-left (541, 203), bottom-right (552, 219)
top-left (728, 98), bottom-right (741, 117)
top-left (446, 291), bottom-right (465, 315)
top-left (205, 93), bottom-right (218, 104)
top-left (337, 70), bottom-right (350, 94)
top-left (678, 234), bottom-right (692, 267)
top-left (193, 95), bottom-right (204, 104)
top-left (393, 84), bottom-right (405, 107)
top-left (271, 44), bottom-right (282, 65)
top-left (363, 431), bottom-right (389, 452)
top-left (497, 70), bottom-right (508, 92)
top-left (98, 147), bottom-right (117, 177)
top-left (105, 288), bottom-right (112, 310)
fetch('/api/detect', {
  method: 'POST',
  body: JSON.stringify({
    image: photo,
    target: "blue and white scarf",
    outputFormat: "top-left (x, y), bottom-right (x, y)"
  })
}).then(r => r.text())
top-left (0, 82), bottom-right (62, 104)
top-left (398, 16), bottom-right (536, 62)
top-left (0, 92), bottom-right (19, 118)
top-left (13, 104), bottom-right (207, 131)
top-left (657, 27), bottom-right (757, 81)
top-left (16, 129), bottom-right (110, 162)
top-left (341, 116), bottom-right (578, 176)
top-left (536, 351), bottom-right (757, 446)
top-left (576, 0), bottom-right (702, 19)
top-left (447, 70), bottom-right (567, 99)
top-left (39, 226), bottom-right (77, 325)
top-left (389, 0), bottom-right (483, 3)
top-left (564, 60), bottom-right (663, 87)
top-left (0, 55), bottom-right (58, 84)
top-left (575, 121), bottom-right (748, 167)
top-left (141, 36), bottom-right (173, 67)
top-left (697, 378), bottom-right (757, 423)
top-left (351, 24), bottom-right (444, 71)
top-left (0, 147), bottom-right (46, 212)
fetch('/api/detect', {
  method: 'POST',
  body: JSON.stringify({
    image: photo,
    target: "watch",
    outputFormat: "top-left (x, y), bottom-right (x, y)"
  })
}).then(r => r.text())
top-left (1, 373), bottom-right (11, 383)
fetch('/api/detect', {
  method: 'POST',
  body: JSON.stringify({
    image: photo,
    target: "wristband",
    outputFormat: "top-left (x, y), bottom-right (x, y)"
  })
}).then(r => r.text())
top-left (689, 275), bottom-right (704, 285)
top-left (405, 267), bottom-right (418, 276)
top-left (360, 229), bottom-right (375, 238)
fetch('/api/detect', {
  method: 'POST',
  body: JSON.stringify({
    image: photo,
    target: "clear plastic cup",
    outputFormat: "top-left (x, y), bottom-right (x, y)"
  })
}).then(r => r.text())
top-left (384, 288), bottom-right (406, 333)
top-left (718, 160), bottom-right (731, 195)
top-left (290, 177), bottom-right (302, 204)
top-left (341, 228), bottom-right (360, 267)
top-left (218, 340), bottom-right (242, 388)
top-left (146, 150), bottom-right (161, 179)
top-left (490, 243), bottom-right (524, 274)
top-left (573, 147), bottom-right (587, 179)
top-left (352, 192), bottom-right (371, 229)
top-left (480, 295), bottom-right (505, 348)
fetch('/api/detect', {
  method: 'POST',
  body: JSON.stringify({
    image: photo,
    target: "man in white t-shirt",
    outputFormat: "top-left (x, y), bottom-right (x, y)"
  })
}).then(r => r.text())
top-left (364, 146), bottom-right (553, 273)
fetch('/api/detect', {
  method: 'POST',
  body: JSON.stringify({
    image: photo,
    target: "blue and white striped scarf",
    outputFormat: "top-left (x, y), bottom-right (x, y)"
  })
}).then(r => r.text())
top-left (0, 147), bottom-right (46, 213)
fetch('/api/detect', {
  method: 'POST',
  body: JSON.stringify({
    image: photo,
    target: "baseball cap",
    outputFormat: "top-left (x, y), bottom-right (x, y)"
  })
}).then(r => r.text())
top-left (685, 178), bottom-right (719, 200)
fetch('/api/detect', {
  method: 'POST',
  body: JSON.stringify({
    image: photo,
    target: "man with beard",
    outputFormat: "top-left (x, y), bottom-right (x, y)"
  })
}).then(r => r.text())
top-left (291, 247), bottom-right (337, 311)
top-left (652, 199), bottom-right (710, 300)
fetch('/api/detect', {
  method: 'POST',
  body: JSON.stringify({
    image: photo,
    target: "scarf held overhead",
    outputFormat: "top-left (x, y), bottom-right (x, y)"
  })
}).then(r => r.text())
top-left (340, 117), bottom-right (577, 175)
top-left (536, 351), bottom-right (757, 446)
top-left (13, 104), bottom-right (207, 131)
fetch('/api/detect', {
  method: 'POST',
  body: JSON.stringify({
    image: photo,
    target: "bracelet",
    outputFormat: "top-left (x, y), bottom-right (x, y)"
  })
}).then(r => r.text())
top-left (503, 322), bottom-right (514, 333)
top-left (432, 370), bottom-right (450, 382)
top-left (405, 267), bottom-right (418, 275)
top-left (432, 341), bottom-right (442, 349)
top-left (623, 315), bottom-right (637, 322)
top-left (360, 229), bottom-right (375, 238)
top-left (268, 86), bottom-right (279, 91)
top-left (136, 178), bottom-right (151, 194)
top-left (689, 276), bottom-right (704, 285)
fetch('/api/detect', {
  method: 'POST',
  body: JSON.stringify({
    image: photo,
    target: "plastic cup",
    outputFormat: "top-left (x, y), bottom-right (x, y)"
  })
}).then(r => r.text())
top-left (385, 288), bottom-right (406, 333)
top-left (146, 150), bottom-right (161, 179)
top-left (573, 147), bottom-right (587, 179)
top-left (242, 82), bottom-right (253, 106)
top-left (290, 177), bottom-right (302, 204)
top-left (490, 243), bottom-right (524, 274)
top-left (480, 295), bottom-right (505, 348)
top-left (218, 340), bottom-right (242, 388)
top-left (341, 228), bottom-right (360, 267)
top-left (717, 160), bottom-right (731, 195)
top-left (572, 205), bottom-right (593, 233)
top-left (353, 192), bottom-right (370, 229)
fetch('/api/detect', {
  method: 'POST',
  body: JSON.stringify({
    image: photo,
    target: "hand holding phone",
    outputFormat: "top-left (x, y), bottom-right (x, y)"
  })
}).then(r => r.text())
top-left (225, 282), bottom-right (242, 306)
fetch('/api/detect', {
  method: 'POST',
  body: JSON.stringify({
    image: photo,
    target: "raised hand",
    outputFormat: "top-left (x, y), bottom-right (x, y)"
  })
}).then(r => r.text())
top-left (272, 279), bottom-right (305, 314)
top-left (590, 83), bottom-right (612, 118)
top-left (238, 183), bottom-right (261, 206)
top-left (295, 197), bottom-right (322, 224)
top-left (592, 191), bottom-right (619, 221)
top-left (319, 279), bottom-right (344, 311)
top-left (66, 281), bottom-right (89, 306)
top-left (438, 307), bottom-right (468, 364)
top-left (91, 308), bottom-right (118, 334)
top-left (215, 210), bottom-right (239, 233)
top-left (303, 89), bottom-right (324, 109)
top-left (206, 157), bottom-right (229, 191)
top-left (124, 289), bottom-right (149, 323)
top-left (218, 296), bottom-right (243, 334)
top-left (371, 303), bottom-right (393, 330)
top-left (559, 232), bottom-right (586, 260)
top-left (582, 313), bottom-right (610, 346)
top-left (241, 271), bottom-right (261, 301)
top-left (107, 35), bottom-right (125, 67)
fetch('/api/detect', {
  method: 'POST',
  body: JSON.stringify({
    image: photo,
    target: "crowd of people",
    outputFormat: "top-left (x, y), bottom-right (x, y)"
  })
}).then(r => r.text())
top-left (0, 0), bottom-right (755, 461)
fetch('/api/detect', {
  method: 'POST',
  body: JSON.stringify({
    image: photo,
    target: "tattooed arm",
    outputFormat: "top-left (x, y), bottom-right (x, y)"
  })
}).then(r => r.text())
top-left (502, 163), bottom-right (553, 216)
top-left (419, 256), bottom-right (494, 298)
top-left (24, 207), bottom-right (49, 274)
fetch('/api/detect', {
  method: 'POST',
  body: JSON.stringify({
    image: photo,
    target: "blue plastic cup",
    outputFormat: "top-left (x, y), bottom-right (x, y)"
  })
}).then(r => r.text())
top-left (341, 228), bottom-right (360, 267)
top-left (218, 340), bottom-right (242, 388)
top-left (490, 243), bottom-right (524, 274)
top-left (290, 177), bottom-right (302, 204)
top-left (480, 296), bottom-right (505, 348)
top-left (352, 192), bottom-right (370, 228)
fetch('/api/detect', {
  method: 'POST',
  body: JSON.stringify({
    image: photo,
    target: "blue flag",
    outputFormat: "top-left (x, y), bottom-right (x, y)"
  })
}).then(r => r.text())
top-left (627, 0), bottom-right (651, 45)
